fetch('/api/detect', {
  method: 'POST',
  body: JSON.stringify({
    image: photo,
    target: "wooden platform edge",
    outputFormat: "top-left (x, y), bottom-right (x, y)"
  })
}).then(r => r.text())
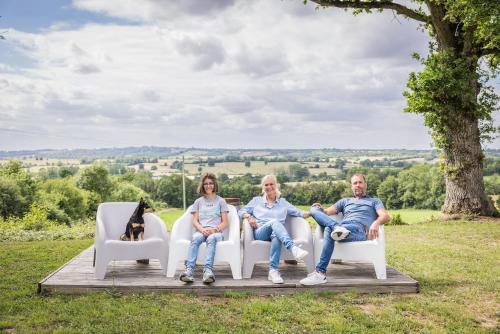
top-left (40, 281), bottom-right (418, 296)
top-left (37, 248), bottom-right (86, 294)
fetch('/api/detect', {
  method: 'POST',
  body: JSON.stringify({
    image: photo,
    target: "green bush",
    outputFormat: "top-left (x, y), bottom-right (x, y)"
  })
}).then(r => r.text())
top-left (389, 213), bottom-right (407, 225)
top-left (0, 176), bottom-right (26, 219)
top-left (110, 182), bottom-right (147, 202)
top-left (76, 164), bottom-right (113, 201)
top-left (38, 178), bottom-right (88, 223)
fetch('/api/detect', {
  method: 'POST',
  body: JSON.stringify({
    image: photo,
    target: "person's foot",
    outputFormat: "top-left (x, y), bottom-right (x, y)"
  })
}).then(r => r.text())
top-left (291, 246), bottom-right (308, 261)
top-left (179, 268), bottom-right (194, 283)
top-left (268, 269), bottom-right (284, 284)
top-left (300, 271), bottom-right (327, 286)
top-left (331, 226), bottom-right (350, 241)
top-left (202, 268), bottom-right (215, 284)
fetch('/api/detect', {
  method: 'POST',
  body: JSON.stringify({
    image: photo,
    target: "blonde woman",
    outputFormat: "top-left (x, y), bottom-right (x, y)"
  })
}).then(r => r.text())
top-left (238, 174), bottom-right (310, 284)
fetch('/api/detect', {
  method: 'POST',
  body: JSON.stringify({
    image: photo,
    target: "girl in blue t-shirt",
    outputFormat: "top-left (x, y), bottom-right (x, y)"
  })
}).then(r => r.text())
top-left (179, 173), bottom-right (228, 284)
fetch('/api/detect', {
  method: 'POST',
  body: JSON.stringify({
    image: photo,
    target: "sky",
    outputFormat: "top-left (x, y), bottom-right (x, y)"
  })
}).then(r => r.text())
top-left (0, 0), bottom-right (498, 151)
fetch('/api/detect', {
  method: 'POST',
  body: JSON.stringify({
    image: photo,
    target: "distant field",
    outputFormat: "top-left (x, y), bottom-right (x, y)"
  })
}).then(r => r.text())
top-left (179, 161), bottom-right (340, 177)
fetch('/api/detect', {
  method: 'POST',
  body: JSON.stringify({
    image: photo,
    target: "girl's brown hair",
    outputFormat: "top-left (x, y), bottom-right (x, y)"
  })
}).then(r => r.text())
top-left (197, 172), bottom-right (219, 195)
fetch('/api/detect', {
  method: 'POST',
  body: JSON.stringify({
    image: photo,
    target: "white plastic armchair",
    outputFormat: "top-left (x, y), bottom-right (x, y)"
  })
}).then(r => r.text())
top-left (242, 216), bottom-right (315, 279)
top-left (166, 204), bottom-right (242, 279)
top-left (313, 213), bottom-right (387, 279)
top-left (94, 202), bottom-right (169, 279)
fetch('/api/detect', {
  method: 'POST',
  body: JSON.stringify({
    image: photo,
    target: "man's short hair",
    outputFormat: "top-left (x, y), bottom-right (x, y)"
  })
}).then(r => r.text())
top-left (351, 173), bottom-right (366, 182)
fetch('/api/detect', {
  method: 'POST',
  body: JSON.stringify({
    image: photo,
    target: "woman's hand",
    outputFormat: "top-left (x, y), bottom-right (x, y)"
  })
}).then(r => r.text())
top-left (244, 214), bottom-right (258, 229)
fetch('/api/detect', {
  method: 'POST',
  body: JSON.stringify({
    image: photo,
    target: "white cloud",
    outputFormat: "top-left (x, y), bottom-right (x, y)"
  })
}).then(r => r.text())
top-left (2, 0), bottom-right (491, 151)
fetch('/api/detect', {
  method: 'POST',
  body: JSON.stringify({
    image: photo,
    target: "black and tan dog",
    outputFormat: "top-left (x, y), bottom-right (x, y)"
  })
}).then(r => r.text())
top-left (120, 198), bottom-right (154, 241)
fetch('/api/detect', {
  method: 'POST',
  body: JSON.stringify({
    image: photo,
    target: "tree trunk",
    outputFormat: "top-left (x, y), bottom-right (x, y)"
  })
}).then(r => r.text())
top-left (442, 114), bottom-right (496, 215)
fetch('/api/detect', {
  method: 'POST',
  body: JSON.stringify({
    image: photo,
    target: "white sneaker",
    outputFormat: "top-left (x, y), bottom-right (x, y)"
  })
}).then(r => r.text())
top-left (300, 271), bottom-right (327, 286)
top-left (291, 246), bottom-right (309, 261)
top-left (331, 226), bottom-right (350, 241)
top-left (268, 269), bottom-right (284, 284)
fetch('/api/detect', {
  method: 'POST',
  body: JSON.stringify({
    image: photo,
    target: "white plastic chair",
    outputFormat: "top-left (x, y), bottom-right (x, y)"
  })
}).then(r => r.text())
top-left (313, 213), bottom-right (387, 279)
top-left (94, 202), bottom-right (169, 279)
top-left (242, 216), bottom-right (315, 278)
top-left (166, 204), bottom-right (242, 279)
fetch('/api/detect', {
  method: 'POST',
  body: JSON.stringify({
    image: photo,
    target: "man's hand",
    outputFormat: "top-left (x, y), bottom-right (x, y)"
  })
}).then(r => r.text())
top-left (368, 222), bottom-right (379, 240)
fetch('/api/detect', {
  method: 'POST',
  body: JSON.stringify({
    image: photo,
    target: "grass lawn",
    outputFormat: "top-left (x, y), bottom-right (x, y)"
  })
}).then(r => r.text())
top-left (0, 216), bottom-right (498, 333)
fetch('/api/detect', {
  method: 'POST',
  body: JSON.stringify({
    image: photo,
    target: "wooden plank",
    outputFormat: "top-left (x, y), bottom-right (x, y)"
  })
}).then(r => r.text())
top-left (39, 246), bottom-right (419, 295)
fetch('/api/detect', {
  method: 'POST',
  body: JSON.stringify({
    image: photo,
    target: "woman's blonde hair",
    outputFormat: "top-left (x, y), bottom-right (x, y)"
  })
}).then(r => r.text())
top-left (261, 174), bottom-right (281, 197)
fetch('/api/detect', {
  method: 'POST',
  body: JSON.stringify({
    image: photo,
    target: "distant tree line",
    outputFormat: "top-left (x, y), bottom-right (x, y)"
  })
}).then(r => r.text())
top-left (1, 158), bottom-right (498, 227)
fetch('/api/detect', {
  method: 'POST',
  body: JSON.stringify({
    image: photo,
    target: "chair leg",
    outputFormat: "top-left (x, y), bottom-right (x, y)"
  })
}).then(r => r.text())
top-left (229, 259), bottom-right (242, 280)
top-left (94, 256), bottom-right (108, 279)
top-left (242, 259), bottom-right (255, 279)
top-left (166, 259), bottom-right (178, 278)
top-left (373, 260), bottom-right (387, 279)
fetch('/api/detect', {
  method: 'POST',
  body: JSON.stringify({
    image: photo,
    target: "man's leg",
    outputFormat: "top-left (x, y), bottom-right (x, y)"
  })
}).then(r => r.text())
top-left (338, 223), bottom-right (366, 243)
top-left (310, 207), bottom-right (340, 229)
top-left (316, 226), bottom-right (335, 273)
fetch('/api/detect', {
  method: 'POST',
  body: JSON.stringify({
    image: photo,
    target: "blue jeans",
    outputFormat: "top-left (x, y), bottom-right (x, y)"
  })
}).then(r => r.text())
top-left (254, 219), bottom-right (294, 270)
top-left (310, 207), bottom-right (366, 273)
top-left (185, 231), bottom-right (223, 271)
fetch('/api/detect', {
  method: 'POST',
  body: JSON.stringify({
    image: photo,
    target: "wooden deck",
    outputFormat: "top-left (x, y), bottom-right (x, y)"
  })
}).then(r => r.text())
top-left (38, 246), bottom-right (419, 296)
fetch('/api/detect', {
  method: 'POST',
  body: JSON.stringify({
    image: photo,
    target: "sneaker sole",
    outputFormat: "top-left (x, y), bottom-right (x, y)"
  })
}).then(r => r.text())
top-left (300, 279), bottom-right (327, 286)
top-left (331, 231), bottom-right (350, 241)
top-left (294, 251), bottom-right (308, 261)
top-left (203, 277), bottom-right (215, 284)
top-left (179, 276), bottom-right (194, 283)
top-left (268, 277), bottom-right (284, 284)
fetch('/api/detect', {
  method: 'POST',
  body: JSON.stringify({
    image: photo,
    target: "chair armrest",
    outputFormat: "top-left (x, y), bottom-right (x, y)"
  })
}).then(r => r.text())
top-left (227, 205), bottom-right (241, 242)
top-left (289, 217), bottom-right (312, 241)
top-left (242, 219), bottom-right (255, 243)
top-left (95, 210), bottom-right (108, 246)
top-left (144, 213), bottom-right (169, 240)
top-left (170, 206), bottom-right (194, 241)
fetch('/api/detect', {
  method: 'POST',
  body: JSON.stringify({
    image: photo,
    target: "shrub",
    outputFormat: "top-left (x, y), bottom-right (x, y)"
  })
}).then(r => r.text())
top-left (390, 213), bottom-right (407, 225)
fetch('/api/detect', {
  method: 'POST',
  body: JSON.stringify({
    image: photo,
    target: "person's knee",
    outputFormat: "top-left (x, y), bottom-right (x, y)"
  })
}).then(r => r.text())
top-left (192, 234), bottom-right (205, 244)
top-left (206, 234), bottom-right (220, 244)
top-left (309, 207), bottom-right (324, 217)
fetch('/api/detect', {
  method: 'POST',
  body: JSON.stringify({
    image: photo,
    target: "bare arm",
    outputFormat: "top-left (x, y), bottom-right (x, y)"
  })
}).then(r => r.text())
top-left (192, 211), bottom-right (211, 236)
top-left (311, 202), bottom-right (338, 215)
top-left (217, 211), bottom-right (229, 232)
top-left (368, 208), bottom-right (391, 240)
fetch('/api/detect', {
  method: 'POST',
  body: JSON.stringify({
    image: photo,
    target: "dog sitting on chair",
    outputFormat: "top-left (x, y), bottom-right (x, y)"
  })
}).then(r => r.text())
top-left (120, 198), bottom-right (154, 241)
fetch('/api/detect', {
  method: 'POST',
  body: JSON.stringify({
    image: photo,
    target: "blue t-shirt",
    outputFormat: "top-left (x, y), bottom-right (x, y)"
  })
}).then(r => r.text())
top-left (190, 195), bottom-right (228, 228)
top-left (334, 196), bottom-right (384, 230)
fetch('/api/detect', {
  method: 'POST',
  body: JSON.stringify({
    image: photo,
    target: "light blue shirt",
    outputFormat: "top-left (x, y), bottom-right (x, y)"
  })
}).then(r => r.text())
top-left (238, 195), bottom-right (304, 226)
top-left (334, 195), bottom-right (384, 230)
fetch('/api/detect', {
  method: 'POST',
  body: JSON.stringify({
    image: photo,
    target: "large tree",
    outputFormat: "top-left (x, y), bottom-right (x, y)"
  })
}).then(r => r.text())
top-left (309, 0), bottom-right (499, 216)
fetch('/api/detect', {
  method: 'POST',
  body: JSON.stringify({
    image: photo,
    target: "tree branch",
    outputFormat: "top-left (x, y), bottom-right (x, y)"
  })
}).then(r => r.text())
top-left (310, 0), bottom-right (430, 23)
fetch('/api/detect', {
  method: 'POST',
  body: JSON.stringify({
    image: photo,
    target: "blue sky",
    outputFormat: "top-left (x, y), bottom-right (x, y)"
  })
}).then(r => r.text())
top-left (0, 0), bottom-right (498, 151)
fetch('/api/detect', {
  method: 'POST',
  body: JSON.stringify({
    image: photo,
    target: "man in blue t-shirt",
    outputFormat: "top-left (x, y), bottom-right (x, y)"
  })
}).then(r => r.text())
top-left (300, 173), bottom-right (390, 285)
